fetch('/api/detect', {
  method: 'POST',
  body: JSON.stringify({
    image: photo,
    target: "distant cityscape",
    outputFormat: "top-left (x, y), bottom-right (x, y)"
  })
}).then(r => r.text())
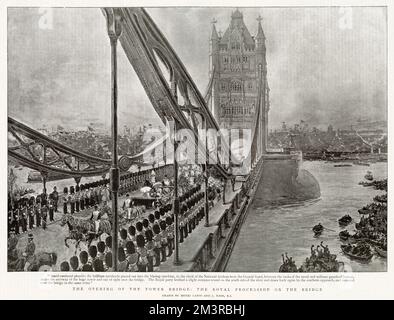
top-left (268, 119), bottom-right (387, 159)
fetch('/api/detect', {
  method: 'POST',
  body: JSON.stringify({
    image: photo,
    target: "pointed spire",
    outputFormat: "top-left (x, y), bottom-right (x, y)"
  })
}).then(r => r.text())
top-left (256, 15), bottom-right (265, 40)
top-left (211, 18), bottom-right (218, 40)
top-left (232, 8), bottom-right (243, 20)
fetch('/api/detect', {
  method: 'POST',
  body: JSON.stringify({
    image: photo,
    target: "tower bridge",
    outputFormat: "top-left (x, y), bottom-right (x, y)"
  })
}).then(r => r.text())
top-left (8, 8), bottom-right (320, 271)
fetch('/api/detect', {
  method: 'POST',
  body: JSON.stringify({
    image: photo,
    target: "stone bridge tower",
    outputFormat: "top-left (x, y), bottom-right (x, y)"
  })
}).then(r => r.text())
top-left (209, 9), bottom-right (270, 151)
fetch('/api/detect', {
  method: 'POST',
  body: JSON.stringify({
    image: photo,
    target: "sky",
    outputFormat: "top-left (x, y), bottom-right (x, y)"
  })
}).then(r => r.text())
top-left (7, 7), bottom-right (387, 133)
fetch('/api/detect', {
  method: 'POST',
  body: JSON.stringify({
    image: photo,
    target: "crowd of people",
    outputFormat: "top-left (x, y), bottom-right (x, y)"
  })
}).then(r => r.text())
top-left (7, 160), bottom-right (227, 272)
top-left (298, 243), bottom-right (343, 272)
top-left (7, 165), bottom-right (173, 237)
top-left (279, 242), bottom-right (344, 272)
top-left (341, 177), bottom-right (387, 258)
top-left (61, 165), bottom-right (173, 215)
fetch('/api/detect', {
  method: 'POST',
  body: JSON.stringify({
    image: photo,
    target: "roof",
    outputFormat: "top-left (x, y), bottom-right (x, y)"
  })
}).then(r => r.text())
top-left (256, 19), bottom-right (265, 40)
top-left (211, 23), bottom-right (219, 40)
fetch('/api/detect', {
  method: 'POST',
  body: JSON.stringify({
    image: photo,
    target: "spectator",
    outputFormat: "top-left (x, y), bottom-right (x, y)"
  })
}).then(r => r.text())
top-left (117, 247), bottom-right (128, 272)
top-left (105, 252), bottom-right (113, 271)
top-left (79, 251), bottom-right (89, 271)
top-left (88, 245), bottom-right (98, 264)
top-left (93, 259), bottom-right (104, 272)
top-left (136, 235), bottom-right (148, 272)
top-left (97, 241), bottom-right (106, 261)
top-left (60, 261), bottom-right (70, 271)
top-left (69, 256), bottom-right (79, 271)
top-left (125, 241), bottom-right (138, 272)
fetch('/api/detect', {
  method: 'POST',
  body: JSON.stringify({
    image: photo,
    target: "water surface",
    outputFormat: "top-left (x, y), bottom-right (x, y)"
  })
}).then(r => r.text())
top-left (226, 161), bottom-right (387, 272)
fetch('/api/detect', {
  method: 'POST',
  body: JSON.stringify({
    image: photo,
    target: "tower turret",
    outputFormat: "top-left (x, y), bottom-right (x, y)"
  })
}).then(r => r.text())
top-left (209, 18), bottom-right (220, 118)
top-left (209, 10), bottom-right (270, 133)
top-left (209, 18), bottom-right (219, 71)
top-left (255, 15), bottom-right (267, 71)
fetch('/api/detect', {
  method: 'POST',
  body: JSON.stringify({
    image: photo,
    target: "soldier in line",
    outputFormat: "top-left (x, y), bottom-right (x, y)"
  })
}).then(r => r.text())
top-left (41, 202), bottom-right (48, 230)
top-left (28, 198), bottom-right (35, 230)
top-left (35, 199), bottom-right (41, 228)
top-left (20, 203), bottom-right (28, 233)
top-left (75, 186), bottom-right (80, 213)
top-left (89, 187), bottom-right (96, 208)
top-left (48, 196), bottom-right (55, 222)
top-left (8, 210), bottom-right (13, 237)
top-left (122, 194), bottom-right (132, 221)
top-left (52, 186), bottom-right (59, 212)
top-left (63, 187), bottom-right (69, 214)
top-left (85, 187), bottom-right (91, 209)
top-left (101, 184), bottom-right (110, 203)
top-left (80, 184), bottom-right (85, 211)
top-left (7, 228), bottom-right (19, 263)
top-left (13, 204), bottom-right (20, 235)
top-left (70, 186), bottom-right (75, 214)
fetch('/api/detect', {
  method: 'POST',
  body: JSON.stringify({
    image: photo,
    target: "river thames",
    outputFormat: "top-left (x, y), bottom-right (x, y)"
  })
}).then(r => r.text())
top-left (226, 160), bottom-right (387, 272)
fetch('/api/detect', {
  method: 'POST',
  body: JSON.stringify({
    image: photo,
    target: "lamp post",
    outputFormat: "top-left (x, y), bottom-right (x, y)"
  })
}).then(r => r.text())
top-left (222, 177), bottom-right (226, 204)
top-left (104, 8), bottom-right (122, 271)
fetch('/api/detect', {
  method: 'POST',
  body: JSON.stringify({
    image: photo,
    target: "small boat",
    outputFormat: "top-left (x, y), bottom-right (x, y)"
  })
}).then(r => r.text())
top-left (373, 194), bottom-right (387, 203)
top-left (353, 161), bottom-right (370, 167)
top-left (364, 171), bottom-right (373, 181)
top-left (339, 230), bottom-right (351, 241)
top-left (374, 247), bottom-right (387, 258)
top-left (358, 181), bottom-right (374, 187)
top-left (338, 215), bottom-right (352, 226)
top-left (367, 239), bottom-right (383, 247)
top-left (347, 236), bottom-right (369, 244)
top-left (312, 224), bottom-right (324, 236)
top-left (357, 208), bottom-right (370, 215)
top-left (278, 264), bottom-right (298, 273)
top-left (334, 164), bottom-right (352, 167)
top-left (341, 244), bottom-right (373, 262)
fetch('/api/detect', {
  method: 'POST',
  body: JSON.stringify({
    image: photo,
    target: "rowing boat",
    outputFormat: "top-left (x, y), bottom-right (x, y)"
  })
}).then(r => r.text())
top-left (338, 215), bottom-right (352, 226)
top-left (374, 247), bottom-right (387, 258)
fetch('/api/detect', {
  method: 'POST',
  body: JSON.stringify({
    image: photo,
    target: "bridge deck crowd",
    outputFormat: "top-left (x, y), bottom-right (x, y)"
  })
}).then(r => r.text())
top-left (7, 164), bottom-right (228, 272)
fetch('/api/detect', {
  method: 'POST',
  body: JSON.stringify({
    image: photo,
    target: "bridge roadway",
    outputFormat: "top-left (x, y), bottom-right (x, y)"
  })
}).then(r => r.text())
top-left (159, 180), bottom-right (242, 272)
top-left (13, 179), bottom-right (242, 271)
top-left (12, 184), bottom-right (162, 269)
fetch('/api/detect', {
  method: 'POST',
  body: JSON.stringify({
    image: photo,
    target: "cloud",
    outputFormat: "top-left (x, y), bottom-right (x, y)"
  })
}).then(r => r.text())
top-left (8, 7), bottom-right (387, 132)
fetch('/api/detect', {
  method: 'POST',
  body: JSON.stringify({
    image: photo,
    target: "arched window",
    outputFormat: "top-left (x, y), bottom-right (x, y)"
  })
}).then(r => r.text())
top-left (231, 82), bottom-right (242, 92)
